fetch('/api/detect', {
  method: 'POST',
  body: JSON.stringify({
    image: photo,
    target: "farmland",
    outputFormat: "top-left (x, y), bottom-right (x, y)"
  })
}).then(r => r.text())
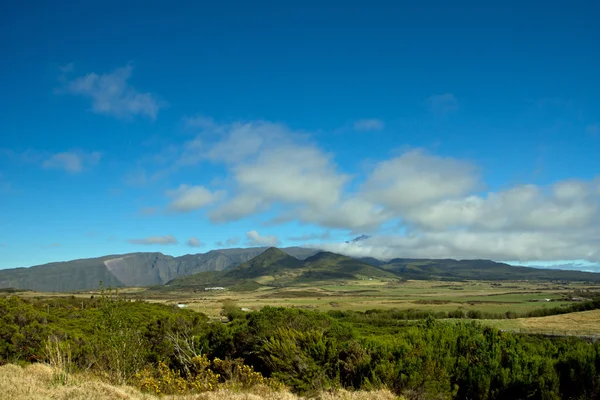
top-left (12, 277), bottom-right (598, 336)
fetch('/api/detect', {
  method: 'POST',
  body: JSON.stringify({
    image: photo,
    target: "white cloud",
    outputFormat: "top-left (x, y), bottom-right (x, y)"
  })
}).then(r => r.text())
top-left (362, 149), bottom-right (479, 210)
top-left (166, 185), bottom-right (225, 212)
top-left (210, 194), bottom-right (266, 222)
top-left (319, 230), bottom-right (600, 263)
top-left (403, 182), bottom-right (599, 232)
top-left (43, 151), bottom-right (102, 173)
top-left (233, 145), bottom-right (347, 208)
top-left (246, 230), bottom-right (280, 247)
top-left (153, 116), bottom-right (600, 265)
top-left (61, 63), bottom-right (164, 120)
top-left (296, 198), bottom-right (390, 231)
top-left (426, 93), bottom-right (459, 115)
top-left (128, 235), bottom-right (178, 245)
top-left (187, 237), bottom-right (205, 247)
top-left (353, 119), bottom-right (385, 131)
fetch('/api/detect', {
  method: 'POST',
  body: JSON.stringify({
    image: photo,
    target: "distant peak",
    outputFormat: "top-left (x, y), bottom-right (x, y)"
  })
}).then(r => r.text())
top-left (262, 247), bottom-right (286, 255)
top-left (305, 251), bottom-right (346, 263)
top-left (345, 234), bottom-right (371, 244)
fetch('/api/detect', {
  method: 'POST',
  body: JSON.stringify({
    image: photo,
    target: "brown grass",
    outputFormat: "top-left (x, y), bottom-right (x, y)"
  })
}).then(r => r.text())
top-left (519, 309), bottom-right (600, 334)
top-left (0, 364), bottom-right (400, 400)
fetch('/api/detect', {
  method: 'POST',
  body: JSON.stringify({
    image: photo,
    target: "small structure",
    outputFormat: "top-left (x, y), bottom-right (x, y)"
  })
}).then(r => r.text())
top-left (177, 303), bottom-right (188, 308)
top-left (204, 287), bottom-right (225, 291)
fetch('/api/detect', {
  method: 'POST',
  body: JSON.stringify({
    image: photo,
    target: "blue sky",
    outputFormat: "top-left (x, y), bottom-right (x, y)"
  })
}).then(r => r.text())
top-left (1, 0), bottom-right (599, 270)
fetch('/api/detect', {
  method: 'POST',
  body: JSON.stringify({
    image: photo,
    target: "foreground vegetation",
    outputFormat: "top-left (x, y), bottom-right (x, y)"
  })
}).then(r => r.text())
top-left (0, 363), bottom-right (398, 400)
top-left (2, 292), bottom-right (600, 399)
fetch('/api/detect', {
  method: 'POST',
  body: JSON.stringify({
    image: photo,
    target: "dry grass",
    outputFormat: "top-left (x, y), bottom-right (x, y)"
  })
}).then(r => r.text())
top-left (0, 364), bottom-right (400, 400)
top-left (519, 309), bottom-right (600, 334)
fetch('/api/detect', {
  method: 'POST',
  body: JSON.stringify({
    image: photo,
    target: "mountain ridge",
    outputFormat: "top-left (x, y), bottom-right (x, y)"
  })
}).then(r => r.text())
top-left (0, 247), bottom-right (320, 292)
top-left (3, 247), bottom-right (600, 292)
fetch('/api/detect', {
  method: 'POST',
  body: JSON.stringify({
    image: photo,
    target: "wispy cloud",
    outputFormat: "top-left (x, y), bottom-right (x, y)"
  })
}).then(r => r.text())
top-left (426, 93), bottom-right (459, 115)
top-left (353, 119), bottom-right (385, 132)
top-left (246, 230), bottom-right (280, 247)
top-left (59, 63), bottom-right (165, 120)
top-left (128, 235), bottom-right (178, 245)
top-left (166, 185), bottom-right (226, 212)
top-left (187, 237), bottom-right (205, 247)
top-left (215, 236), bottom-right (241, 247)
top-left (226, 237), bottom-right (241, 246)
top-left (43, 150), bottom-right (102, 173)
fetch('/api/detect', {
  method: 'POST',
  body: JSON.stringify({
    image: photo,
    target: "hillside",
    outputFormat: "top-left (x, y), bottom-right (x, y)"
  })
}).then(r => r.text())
top-left (380, 258), bottom-right (600, 282)
top-left (157, 248), bottom-right (400, 292)
top-left (0, 255), bottom-right (124, 292)
top-left (0, 247), bottom-right (319, 292)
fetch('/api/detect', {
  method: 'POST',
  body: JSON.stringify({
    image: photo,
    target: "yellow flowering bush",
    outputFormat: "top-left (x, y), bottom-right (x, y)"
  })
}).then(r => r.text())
top-left (134, 355), bottom-right (283, 395)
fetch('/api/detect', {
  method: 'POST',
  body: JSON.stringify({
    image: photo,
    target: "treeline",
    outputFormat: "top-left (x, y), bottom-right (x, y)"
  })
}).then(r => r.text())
top-left (327, 297), bottom-right (600, 325)
top-left (1, 294), bottom-right (600, 399)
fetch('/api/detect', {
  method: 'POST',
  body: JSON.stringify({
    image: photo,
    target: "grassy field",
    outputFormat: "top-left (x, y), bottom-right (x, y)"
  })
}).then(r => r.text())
top-left (134, 279), bottom-right (596, 318)
top-left (9, 278), bottom-right (600, 336)
top-left (471, 309), bottom-right (600, 336)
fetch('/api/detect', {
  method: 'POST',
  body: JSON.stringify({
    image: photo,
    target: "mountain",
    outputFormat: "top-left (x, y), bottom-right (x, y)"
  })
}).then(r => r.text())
top-left (380, 258), bottom-right (600, 282)
top-left (158, 249), bottom-right (400, 292)
top-left (0, 247), bottom-right (320, 292)
top-left (3, 246), bottom-right (600, 293)
top-left (345, 234), bottom-right (371, 244)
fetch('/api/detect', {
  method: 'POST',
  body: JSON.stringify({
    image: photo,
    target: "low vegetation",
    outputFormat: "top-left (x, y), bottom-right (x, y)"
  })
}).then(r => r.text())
top-left (0, 363), bottom-right (399, 400)
top-left (2, 290), bottom-right (600, 399)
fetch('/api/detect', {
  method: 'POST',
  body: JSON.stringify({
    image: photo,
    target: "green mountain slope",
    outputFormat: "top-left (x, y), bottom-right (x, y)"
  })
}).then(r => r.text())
top-left (381, 258), bottom-right (600, 282)
top-left (158, 249), bottom-right (400, 292)
top-left (0, 247), bottom-right (320, 292)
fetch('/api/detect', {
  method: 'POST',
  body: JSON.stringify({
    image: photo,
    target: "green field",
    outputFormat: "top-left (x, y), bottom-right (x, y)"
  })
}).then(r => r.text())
top-left (130, 279), bottom-right (600, 333)
top-left (11, 277), bottom-right (600, 336)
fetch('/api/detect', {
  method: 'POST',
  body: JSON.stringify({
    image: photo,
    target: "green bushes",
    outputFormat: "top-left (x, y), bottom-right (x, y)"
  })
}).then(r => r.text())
top-left (1, 295), bottom-right (600, 399)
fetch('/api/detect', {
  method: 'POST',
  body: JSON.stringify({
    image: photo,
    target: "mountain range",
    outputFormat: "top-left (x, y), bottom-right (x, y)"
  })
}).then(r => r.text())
top-left (155, 248), bottom-right (399, 292)
top-left (0, 247), bottom-right (318, 292)
top-left (2, 246), bottom-right (600, 292)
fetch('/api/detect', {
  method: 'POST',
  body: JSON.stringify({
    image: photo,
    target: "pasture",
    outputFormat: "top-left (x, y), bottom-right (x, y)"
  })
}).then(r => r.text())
top-left (9, 278), bottom-right (600, 336)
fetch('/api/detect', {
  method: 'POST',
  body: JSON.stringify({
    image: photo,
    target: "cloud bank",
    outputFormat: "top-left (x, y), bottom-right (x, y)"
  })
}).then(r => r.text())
top-left (145, 116), bottom-right (600, 264)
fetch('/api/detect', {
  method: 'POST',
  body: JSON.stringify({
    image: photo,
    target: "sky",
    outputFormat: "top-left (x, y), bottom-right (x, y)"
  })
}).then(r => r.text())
top-left (1, 0), bottom-right (599, 271)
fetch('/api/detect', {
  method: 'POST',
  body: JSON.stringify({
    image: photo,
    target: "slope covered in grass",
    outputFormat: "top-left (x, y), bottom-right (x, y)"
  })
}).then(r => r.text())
top-left (158, 249), bottom-right (399, 292)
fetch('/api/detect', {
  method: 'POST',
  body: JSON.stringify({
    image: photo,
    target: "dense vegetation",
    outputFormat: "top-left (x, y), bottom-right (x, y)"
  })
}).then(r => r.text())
top-left (1, 293), bottom-right (599, 399)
